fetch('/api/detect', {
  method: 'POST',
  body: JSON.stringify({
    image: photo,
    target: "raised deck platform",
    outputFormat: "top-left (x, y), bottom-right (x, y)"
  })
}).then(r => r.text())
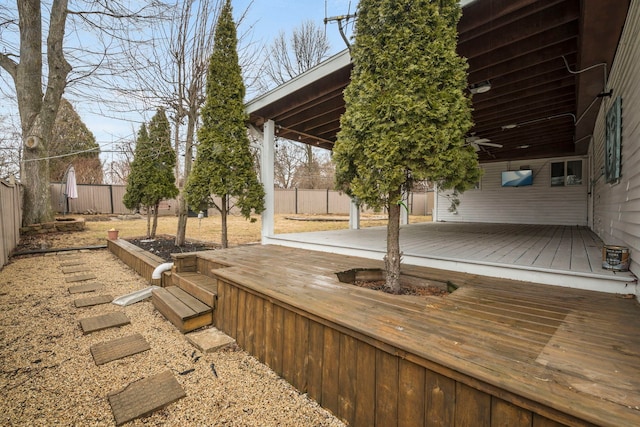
top-left (196, 245), bottom-right (640, 427)
top-left (107, 240), bottom-right (640, 426)
top-left (264, 222), bottom-right (637, 294)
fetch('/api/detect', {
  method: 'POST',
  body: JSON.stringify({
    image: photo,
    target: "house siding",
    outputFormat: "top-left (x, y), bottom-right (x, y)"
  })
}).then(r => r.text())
top-left (592, 0), bottom-right (640, 279)
top-left (436, 157), bottom-right (589, 226)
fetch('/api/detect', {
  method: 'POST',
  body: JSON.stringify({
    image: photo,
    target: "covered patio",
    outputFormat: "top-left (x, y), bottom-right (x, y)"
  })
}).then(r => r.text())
top-left (246, 0), bottom-right (636, 292)
top-left (264, 222), bottom-right (636, 293)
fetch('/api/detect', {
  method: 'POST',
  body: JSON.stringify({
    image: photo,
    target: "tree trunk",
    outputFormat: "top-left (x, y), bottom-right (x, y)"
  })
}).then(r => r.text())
top-left (176, 194), bottom-right (188, 246)
top-left (8, 0), bottom-right (70, 225)
top-left (175, 109), bottom-right (195, 246)
top-left (22, 151), bottom-right (53, 226)
top-left (221, 194), bottom-right (228, 248)
top-left (385, 188), bottom-right (402, 293)
top-left (146, 205), bottom-right (151, 238)
top-left (151, 202), bottom-right (159, 238)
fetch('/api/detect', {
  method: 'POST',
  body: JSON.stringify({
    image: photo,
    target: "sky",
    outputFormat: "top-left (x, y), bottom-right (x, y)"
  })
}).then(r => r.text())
top-left (3, 0), bottom-right (474, 175)
top-left (236, 0), bottom-right (356, 54)
top-left (0, 1), bottom-right (358, 175)
top-left (89, 0), bottom-right (358, 157)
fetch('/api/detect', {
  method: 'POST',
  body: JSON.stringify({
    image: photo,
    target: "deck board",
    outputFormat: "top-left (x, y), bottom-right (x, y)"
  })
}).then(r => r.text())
top-left (199, 245), bottom-right (640, 427)
top-left (267, 223), bottom-right (634, 293)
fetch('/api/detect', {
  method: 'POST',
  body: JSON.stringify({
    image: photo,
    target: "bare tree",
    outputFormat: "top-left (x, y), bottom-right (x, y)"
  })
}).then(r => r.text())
top-left (261, 20), bottom-right (331, 89)
top-left (0, 0), bottom-right (168, 225)
top-left (115, 0), bottom-right (260, 246)
top-left (164, 0), bottom-right (221, 246)
top-left (104, 137), bottom-right (135, 185)
top-left (260, 20), bottom-right (331, 190)
top-left (274, 140), bottom-right (306, 188)
top-left (0, 113), bottom-right (22, 180)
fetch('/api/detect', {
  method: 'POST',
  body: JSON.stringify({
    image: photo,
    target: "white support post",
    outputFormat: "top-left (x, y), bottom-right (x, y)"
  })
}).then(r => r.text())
top-left (400, 192), bottom-right (409, 225)
top-left (349, 199), bottom-right (360, 230)
top-left (261, 120), bottom-right (275, 241)
top-left (433, 184), bottom-right (439, 222)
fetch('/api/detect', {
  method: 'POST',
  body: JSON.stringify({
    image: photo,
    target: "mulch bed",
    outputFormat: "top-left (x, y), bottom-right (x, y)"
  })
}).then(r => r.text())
top-left (354, 279), bottom-right (450, 297)
top-left (127, 236), bottom-right (218, 262)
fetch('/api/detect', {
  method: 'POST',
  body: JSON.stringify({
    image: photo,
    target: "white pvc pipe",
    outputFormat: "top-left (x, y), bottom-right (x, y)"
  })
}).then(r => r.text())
top-left (152, 262), bottom-right (174, 279)
top-left (112, 286), bottom-right (160, 306)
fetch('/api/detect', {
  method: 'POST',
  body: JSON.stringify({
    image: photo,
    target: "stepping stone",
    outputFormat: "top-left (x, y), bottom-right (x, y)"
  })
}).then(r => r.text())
top-left (90, 333), bottom-right (150, 365)
top-left (74, 294), bottom-right (113, 308)
top-left (79, 312), bottom-right (130, 334)
top-left (108, 370), bottom-right (186, 426)
top-left (58, 252), bottom-right (80, 258)
top-left (62, 265), bottom-right (90, 274)
top-left (66, 274), bottom-right (97, 283)
top-left (60, 260), bottom-right (84, 267)
top-left (68, 282), bottom-right (103, 294)
top-left (186, 327), bottom-right (236, 353)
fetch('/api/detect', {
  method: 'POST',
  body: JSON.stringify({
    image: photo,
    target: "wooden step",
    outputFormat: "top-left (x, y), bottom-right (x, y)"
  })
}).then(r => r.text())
top-left (152, 286), bottom-right (212, 333)
top-left (172, 253), bottom-right (197, 273)
top-left (171, 271), bottom-right (218, 307)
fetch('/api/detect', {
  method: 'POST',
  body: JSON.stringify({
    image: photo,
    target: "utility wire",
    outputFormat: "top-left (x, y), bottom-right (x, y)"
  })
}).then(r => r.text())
top-left (22, 146), bottom-right (101, 162)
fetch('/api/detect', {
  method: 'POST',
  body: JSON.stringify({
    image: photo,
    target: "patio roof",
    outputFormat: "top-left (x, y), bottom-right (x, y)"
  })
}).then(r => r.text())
top-left (246, 0), bottom-right (631, 162)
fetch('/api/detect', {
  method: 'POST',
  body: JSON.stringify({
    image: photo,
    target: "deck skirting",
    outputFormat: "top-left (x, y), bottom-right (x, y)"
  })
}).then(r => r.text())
top-left (213, 273), bottom-right (592, 426)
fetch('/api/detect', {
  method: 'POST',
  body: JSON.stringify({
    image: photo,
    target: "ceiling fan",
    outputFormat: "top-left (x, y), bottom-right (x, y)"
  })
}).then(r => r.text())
top-left (465, 135), bottom-right (503, 152)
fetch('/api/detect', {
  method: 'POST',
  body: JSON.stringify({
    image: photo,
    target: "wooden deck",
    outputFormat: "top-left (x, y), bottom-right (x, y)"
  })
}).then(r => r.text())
top-left (264, 222), bottom-right (637, 293)
top-left (189, 245), bottom-right (640, 427)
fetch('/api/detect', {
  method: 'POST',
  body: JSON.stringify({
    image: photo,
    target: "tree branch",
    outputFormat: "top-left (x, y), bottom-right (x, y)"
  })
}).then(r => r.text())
top-left (0, 53), bottom-right (18, 81)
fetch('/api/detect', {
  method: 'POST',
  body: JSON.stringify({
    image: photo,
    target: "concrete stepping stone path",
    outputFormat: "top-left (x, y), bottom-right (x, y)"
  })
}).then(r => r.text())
top-left (68, 282), bottom-right (103, 294)
top-left (90, 333), bottom-right (151, 365)
top-left (79, 312), bottom-right (130, 334)
top-left (108, 370), bottom-right (186, 426)
top-left (61, 265), bottom-right (91, 274)
top-left (74, 294), bottom-right (113, 308)
top-left (66, 273), bottom-right (97, 283)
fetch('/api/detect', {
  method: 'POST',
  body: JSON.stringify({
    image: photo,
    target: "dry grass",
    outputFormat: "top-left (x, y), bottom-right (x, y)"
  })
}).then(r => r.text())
top-left (43, 213), bottom-right (431, 249)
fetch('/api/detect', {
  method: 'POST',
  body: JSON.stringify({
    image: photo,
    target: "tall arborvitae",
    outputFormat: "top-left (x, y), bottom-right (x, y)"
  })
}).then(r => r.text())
top-left (185, 0), bottom-right (264, 248)
top-left (333, 0), bottom-right (482, 292)
top-left (123, 123), bottom-right (149, 216)
top-left (123, 108), bottom-right (178, 238)
top-left (146, 107), bottom-right (179, 237)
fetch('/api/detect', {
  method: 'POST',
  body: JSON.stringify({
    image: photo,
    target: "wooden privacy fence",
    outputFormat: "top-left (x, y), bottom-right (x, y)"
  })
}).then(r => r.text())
top-left (51, 183), bottom-right (128, 215)
top-left (273, 188), bottom-right (433, 216)
top-left (50, 183), bottom-right (434, 216)
top-left (1, 179), bottom-right (22, 269)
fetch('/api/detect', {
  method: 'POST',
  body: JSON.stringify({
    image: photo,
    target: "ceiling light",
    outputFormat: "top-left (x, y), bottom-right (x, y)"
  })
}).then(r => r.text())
top-left (517, 145), bottom-right (530, 149)
top-left (469, 81), bottom-right (492, 94)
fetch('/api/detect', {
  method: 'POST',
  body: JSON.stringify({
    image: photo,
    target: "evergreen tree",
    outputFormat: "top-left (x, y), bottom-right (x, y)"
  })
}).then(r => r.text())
top-left (333, 0), bottom-right (481, 292)
top-left (123, 123), bottom-right (149, 214)
top-left (185, 0), bottom-right (265, 248)
top-left (49, 99), bottom-right (102, 184)
top-left (123, 108), bottom-right (179, 238)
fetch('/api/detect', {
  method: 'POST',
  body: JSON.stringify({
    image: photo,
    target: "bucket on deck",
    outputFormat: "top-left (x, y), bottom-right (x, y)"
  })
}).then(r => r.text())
top-left (602, 245), bottom-right (630, 271)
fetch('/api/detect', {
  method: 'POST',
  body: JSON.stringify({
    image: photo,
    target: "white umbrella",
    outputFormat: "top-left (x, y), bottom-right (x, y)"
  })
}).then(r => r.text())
top-left (65, 165), bottom-right (78, 199)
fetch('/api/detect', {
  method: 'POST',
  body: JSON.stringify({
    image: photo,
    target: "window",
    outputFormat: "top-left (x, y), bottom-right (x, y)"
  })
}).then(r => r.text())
top-left (551, 160), bottom-right (582, 186)
top-left (551, 162), bottom-right (565, 186)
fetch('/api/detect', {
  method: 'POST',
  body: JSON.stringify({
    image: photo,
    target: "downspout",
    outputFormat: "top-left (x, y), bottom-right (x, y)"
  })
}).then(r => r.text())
top-left (152, 262), bottom-right (174, 279)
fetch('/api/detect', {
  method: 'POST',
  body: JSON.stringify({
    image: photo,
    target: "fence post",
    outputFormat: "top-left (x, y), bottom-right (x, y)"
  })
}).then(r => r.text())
top-left (411, 191), bottom-right (414, 215)
top-left (295, 187), bottom-right (298, 214)
top-left (109, 185), bottom-right (114, 214)
top-left (326, 188), bottom-right (329, 214)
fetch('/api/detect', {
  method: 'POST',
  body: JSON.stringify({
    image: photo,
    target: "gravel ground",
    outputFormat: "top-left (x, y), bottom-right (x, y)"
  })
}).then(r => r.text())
top-left (0, 250), bottom-right (345, 426)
